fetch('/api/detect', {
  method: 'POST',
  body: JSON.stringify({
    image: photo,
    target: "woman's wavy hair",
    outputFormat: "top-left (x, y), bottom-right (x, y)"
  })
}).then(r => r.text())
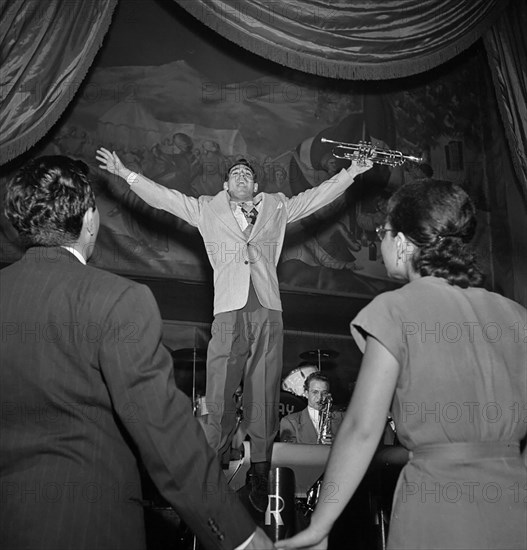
top-left (386, 179), bottom-right (483, 288)
top-left (5, 156), bottom-right (95, 247)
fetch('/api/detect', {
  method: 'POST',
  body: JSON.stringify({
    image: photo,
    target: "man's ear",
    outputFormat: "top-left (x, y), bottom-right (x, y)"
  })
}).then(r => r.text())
top-left (223, 181), bottom-right (229, 191)
top-left (84, 208), bottom-right (96, 236)
top-left (253, 182), bottom-right (258, 193)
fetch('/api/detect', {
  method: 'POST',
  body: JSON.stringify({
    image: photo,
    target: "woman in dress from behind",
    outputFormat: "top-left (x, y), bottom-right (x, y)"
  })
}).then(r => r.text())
top-left (276, 179), bottom-right (527, 550)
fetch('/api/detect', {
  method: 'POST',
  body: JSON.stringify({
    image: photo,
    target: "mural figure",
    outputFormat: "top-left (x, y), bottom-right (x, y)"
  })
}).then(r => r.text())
top-left (191, 140), bottom-right (229, 196)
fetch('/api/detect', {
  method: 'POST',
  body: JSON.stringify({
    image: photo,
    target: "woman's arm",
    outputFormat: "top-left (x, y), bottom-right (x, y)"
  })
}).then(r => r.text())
top-left (276, 336), bottom-right (400, 549)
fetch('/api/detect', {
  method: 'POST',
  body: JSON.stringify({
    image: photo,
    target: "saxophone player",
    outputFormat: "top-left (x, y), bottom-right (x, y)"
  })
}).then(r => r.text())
top-left (280, 372), bottom-right (345, 445)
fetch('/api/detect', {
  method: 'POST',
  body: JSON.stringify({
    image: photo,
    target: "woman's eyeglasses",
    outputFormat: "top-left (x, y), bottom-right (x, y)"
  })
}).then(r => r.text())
top-left (375, 226), bottom-right (396, 240)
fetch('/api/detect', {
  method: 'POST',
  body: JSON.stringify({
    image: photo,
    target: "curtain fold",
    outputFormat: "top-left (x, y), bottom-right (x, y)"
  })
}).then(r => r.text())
top-left (0, 0), bottom-right (118, 165)
top-left (173, 0), bottom-right (508, 80)
top-left (483, 1), bottom-right (527, 196)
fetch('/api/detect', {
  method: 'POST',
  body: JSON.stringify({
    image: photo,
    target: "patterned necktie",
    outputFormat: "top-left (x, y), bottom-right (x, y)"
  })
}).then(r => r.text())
top-left (241, 204), bottom-right (258, 225)
top-left (236, 202), bottom-right (258, 238)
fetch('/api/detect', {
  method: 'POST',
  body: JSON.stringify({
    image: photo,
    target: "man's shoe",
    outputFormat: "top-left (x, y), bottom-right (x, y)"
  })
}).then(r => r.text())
top-left (247, 461), bottom-right (270, 513)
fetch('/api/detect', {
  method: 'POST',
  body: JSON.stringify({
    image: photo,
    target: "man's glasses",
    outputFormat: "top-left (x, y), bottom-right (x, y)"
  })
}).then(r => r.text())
top-left (376, 226), bottom-right (396, 240)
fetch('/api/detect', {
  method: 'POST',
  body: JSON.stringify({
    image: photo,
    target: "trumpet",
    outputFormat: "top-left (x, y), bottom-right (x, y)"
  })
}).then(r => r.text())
top-left (321, 137), bottom-right (423, 167)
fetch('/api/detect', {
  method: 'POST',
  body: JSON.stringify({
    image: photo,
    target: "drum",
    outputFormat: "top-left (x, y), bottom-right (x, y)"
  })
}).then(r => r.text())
top-left (279, 391), bottom-right (306, 419)
top-left (281, 365), bottom-right (318, 396)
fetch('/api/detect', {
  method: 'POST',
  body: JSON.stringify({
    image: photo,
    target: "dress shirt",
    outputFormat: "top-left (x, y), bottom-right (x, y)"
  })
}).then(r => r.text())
top-left (61, 246), bottom-right (86, 265)
top-left (307, 406), bottom-right (321, 435)
top-left (235, 531), bottom-right (255, 550)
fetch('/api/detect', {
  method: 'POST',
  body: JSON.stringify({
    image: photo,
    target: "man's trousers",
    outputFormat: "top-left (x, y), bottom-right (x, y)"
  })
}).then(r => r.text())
top-left (200, 284), bottom-right (283, 463)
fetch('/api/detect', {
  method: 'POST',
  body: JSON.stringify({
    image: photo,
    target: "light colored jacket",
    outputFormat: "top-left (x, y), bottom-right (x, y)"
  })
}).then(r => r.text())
top-left (130, 169), bottom-right (353, 314)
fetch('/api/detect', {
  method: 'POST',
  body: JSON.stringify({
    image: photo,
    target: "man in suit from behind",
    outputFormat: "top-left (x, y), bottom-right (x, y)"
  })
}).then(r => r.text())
top-left (0, 156), bottom-right (272, 550)
top-left (280, 372), bottom-right (344, 445)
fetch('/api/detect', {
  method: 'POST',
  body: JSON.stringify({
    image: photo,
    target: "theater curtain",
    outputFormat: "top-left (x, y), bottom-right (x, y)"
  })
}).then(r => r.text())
top-left (173, 0), bottom-right (508, 80)
top-left (0, 0), bottom-right (118, 165)
top-left (174, 0), bottom-right (525, 196)
top-left (1, 0), bottom-right (524, 196)
top-left (484, 1), bottom-right (527, 194)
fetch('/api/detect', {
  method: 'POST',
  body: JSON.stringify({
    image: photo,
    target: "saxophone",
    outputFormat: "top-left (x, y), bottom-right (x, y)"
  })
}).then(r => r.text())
top-left (306, 394), bottom-right (334, 515)
top-left (317, 393), bottom-right (333, 445)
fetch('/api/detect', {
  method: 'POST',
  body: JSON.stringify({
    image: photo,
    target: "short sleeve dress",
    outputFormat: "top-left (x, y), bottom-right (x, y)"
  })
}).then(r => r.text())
top-left (351, 277), bottom-right (527, 550)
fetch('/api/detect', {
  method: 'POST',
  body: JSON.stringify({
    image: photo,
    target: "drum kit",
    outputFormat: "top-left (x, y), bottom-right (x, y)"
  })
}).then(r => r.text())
top-left (281, 349), bottom-right (339, 397)
top-left (170, 346), bottom-right (340, 416)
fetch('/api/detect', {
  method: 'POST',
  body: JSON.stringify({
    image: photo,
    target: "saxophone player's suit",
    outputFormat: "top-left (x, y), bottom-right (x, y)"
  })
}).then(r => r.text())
top-left (280, 407), bottom-right (345, 445)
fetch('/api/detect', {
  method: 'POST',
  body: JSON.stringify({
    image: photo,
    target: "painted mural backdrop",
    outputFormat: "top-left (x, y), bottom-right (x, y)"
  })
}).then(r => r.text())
top-left (0, 21), bottom-right (493, 298)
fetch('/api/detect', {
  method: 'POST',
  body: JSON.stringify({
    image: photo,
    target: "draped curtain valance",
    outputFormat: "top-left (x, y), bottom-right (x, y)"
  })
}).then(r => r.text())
top-left (173, 0), bottom-right (508, 80)
top-left (0, 0), bottom-right (118, 165)
top-left (1, 0), bottom-right (524, 196)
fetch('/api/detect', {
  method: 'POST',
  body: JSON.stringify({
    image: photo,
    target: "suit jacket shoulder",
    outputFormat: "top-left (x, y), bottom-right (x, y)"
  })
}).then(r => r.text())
top-left (280, 408), bottom-right (318, 444)
top-left (0, 247), bottom-right (256, 550)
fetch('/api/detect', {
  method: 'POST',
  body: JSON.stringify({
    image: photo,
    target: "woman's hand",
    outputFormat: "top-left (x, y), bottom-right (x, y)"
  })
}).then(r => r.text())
top-left (275, 525), bottom-right (329, 550)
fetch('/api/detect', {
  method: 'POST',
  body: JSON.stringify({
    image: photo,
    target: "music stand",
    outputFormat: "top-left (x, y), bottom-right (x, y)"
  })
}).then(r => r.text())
top-left (171, 348), bottom-right (206, 415)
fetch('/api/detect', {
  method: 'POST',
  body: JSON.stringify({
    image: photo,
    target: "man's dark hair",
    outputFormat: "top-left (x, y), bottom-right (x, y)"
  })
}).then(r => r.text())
top-left (225, 158), bottom-right (257, 182)
top-left (304, 371), bottom-right (330, 393)
top-left (4, 156), bottom-right (95, 247)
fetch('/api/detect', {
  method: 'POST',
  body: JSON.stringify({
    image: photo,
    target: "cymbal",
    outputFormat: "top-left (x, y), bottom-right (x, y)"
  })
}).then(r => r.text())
top-left (299, 349), bottom-right (339, 361)
top-left (171, 348), bottom-right (207, 362)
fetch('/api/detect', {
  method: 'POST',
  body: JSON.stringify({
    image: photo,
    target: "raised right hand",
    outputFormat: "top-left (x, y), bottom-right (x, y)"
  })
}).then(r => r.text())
top-left (95, 148), bottom-right (126, 177)
top-left (346, 158), bottom-right (374, 180)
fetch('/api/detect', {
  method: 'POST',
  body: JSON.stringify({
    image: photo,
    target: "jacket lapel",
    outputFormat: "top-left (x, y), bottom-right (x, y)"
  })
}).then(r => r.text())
top-left (208, 190), bottom-right (245, 237)
top-left (208, 191), bottom-right (278, 241)
top-left (249, 193), bottom-right (276, 240)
